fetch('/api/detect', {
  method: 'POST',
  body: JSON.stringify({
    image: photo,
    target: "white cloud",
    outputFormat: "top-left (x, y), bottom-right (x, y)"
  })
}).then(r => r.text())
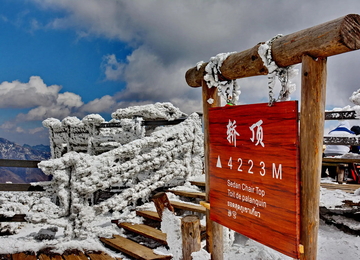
top-left (15, 91), bottom-right (83, 122)
top-left (28, 127), bottom-right (45, 134)
top-left (102, 54), bottom-right (125, 81)
top-left (57, 92), bottom-right (83, 108)
top-left (0, 76), bottom-right (61, 108)
top-left (80, 95), bottom-right (116, 113)
top-left (15, 127), bottom-right (25, 133)
top-left (0, 121), bottom-right (16, 130)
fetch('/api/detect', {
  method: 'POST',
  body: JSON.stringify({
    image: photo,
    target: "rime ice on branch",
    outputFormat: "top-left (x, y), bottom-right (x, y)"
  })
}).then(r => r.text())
top-left (37, 103), bottom-right (203, 239)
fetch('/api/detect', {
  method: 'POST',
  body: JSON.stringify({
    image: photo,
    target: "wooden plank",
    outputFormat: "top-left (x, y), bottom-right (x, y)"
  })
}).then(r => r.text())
top-left (99, 118), bottom-right (186, 128)
top-left (323, 136), bottom-right (360, 145)
top-left (189, 181), bottom-right (205, 187)
top-left (12, 252), bottom-right (37, 260)
top-left (0, 159), bottom-right (40, 168)
top-left (62, 252), bottom-right (88, 260)
top-left (118, 222), bottom-right (167, 245)
top-left (300, 55), bottom-right (327, 260)
top-left (38, 254), bottom-right (63, 260)
top-left (100, 235), bottom-right (171, 260)
top-left (142, 118), bottom-right (186, 126)
top-left (136, 211), bottom-right (161, 222)
top-left (86, 252), bottom-right (119, 260)
top-left (325, 110), bottom-right (357, 120)
top-left (167, 190), bottom-right (206, 200)
top-left (186, 14), bottom-right (360, 87)
top-left (0, 184), bottom-right (44, 192)
top-left (323, 157), bottom-right (360, 164)
top-left (170, 200), bottom-right (206, 214)
top-left (0, 214), bottom-right (26, 222)
top-left (320, 183), bottom-right (359, 194)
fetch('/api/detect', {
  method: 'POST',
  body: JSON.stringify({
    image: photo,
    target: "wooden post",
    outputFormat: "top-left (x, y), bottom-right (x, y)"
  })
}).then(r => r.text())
top-left (185, 14), bottom-right (360, 260)
top-left (300, 55), bottom-right (327, 260)
top-left (181, 215), bottom-right (201, 260)
top-left (152, 192), bottom-right (174, 219)
top-left (186, 14), bottom-right (360, 87)
top-left (202, 80), bottom-right (223, 260)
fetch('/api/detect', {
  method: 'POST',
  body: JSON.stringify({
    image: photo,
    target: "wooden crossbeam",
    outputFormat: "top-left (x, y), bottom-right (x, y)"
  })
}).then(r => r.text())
top-left (323, 136), bottom-right (360, 145)
top-left (98, 118), bottom-right (187, 128)
top-left (0, 159), bottom-right (40, 168)
top-left (325, 110), bottom-right (358, 120)
top-left (186, 14), bottom-right (360, 87)
top-left (0, 184), bottom-right (44, 191)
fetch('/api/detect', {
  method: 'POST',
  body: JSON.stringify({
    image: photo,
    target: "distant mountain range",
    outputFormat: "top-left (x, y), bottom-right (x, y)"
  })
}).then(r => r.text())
top-left (0, 137), bottom-right (51, 183)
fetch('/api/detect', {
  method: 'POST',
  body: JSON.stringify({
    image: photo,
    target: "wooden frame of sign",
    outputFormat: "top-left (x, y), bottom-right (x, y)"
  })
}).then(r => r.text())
top-left (186, 14), bottom-right (360, 260)
top-left (209, 101), bottom-right (300, 258)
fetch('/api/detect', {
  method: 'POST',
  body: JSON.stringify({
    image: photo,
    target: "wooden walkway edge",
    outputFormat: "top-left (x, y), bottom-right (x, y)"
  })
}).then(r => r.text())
top-left (1, 251), bottom-right (121, 260)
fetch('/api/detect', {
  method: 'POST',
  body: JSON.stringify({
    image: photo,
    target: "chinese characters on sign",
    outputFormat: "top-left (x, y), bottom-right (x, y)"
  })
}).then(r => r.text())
top-left (227, 120), bottom-right (240, 147)
top-left (208, 101), bottom-right (300, 259)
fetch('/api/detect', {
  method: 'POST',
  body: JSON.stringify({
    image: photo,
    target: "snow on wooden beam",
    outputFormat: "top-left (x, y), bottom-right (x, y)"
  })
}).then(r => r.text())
top-left (186, 14), bottom-right (360, 87)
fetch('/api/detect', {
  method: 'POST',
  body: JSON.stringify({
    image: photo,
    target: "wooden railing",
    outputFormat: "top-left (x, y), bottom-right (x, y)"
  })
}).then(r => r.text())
top-left (0, 159), bottom-right (40, 168)
top-left (322, 110), bottom-right (360, 184)
top-left (0, 159), bottom-right (45, 222)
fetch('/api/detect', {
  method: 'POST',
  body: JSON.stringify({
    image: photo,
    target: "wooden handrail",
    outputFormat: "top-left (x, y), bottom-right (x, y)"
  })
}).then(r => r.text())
top-left (323, 157), bottom-right (360, 164)
top-left (0, 183), bottom-right (44, 191)
top-left (0, 159), bottom-right (40, 168)
top-left (325, 110), bottom-right (357, 120)
top-left (186, 14), bottom-right (360, 87)
top-left (98, 118), bottom-right (187, 128)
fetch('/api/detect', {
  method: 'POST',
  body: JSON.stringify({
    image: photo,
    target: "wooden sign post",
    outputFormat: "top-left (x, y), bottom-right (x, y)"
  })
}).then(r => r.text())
top-left (209, 101), bottom-right (300, 259)
top-left (186, 14), bottom-right (360, 260)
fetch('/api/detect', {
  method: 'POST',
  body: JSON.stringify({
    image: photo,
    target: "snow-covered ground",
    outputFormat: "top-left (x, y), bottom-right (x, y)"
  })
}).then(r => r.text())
top-left (0, 176), bottom-right (360, 260)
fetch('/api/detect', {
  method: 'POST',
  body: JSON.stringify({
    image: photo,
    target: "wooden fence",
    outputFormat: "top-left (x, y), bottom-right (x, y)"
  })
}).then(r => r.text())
top-left (0, 159), bottom-right (44, 223)
top-left (0, 117), bottom-right (194, 225)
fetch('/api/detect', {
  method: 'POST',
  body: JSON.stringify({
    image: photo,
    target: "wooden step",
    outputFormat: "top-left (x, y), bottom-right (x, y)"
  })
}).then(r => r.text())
top-left (38, 253), bottom-right (67, 260)
top-left (100, 235), bottom-right (171, 260)
top-left (167, 190), bottom-right (206, 199)
top-left (189, 181), bottom-right (205, 187)
top-left (13, 252), bottom-right (118, 260)
top-left (320, 182), bottom-right (360, 194)
top-left (170, 200), bottom-right (206, 214)
top-left (12, 252), bottom-right (36, 260)
top-left (62, 251), bottom-right (88, 260)
top-left (136, 210), bottom-right (161, 222)
top-left (86, 251), bottom-right (121, 260)
top-left (118, 222), bottom-right (167, 245)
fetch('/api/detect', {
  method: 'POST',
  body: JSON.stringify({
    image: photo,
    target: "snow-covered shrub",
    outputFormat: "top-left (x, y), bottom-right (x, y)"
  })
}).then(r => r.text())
top-left (112, 102), bottom-right (187, 121)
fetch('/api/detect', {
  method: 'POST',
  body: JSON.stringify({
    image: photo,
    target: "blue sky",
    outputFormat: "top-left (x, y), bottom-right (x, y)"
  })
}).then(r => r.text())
top-left (1, 0), bottom-right (360, 145)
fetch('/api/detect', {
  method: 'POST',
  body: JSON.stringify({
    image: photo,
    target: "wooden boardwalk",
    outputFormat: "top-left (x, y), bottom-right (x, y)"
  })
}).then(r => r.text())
top-left (0, 251), bottom-right (121, 260)
top-left (320, 182), bottom-right (360, 194)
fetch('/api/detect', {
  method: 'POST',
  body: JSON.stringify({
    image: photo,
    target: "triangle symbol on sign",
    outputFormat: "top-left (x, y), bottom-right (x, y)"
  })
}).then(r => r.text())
top-left (216, 155), bottom-right (222, 168)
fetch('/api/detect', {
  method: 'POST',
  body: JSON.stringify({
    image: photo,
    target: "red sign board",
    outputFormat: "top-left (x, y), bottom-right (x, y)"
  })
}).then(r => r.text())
top-left (209, 101), bottom-right (300, 259)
